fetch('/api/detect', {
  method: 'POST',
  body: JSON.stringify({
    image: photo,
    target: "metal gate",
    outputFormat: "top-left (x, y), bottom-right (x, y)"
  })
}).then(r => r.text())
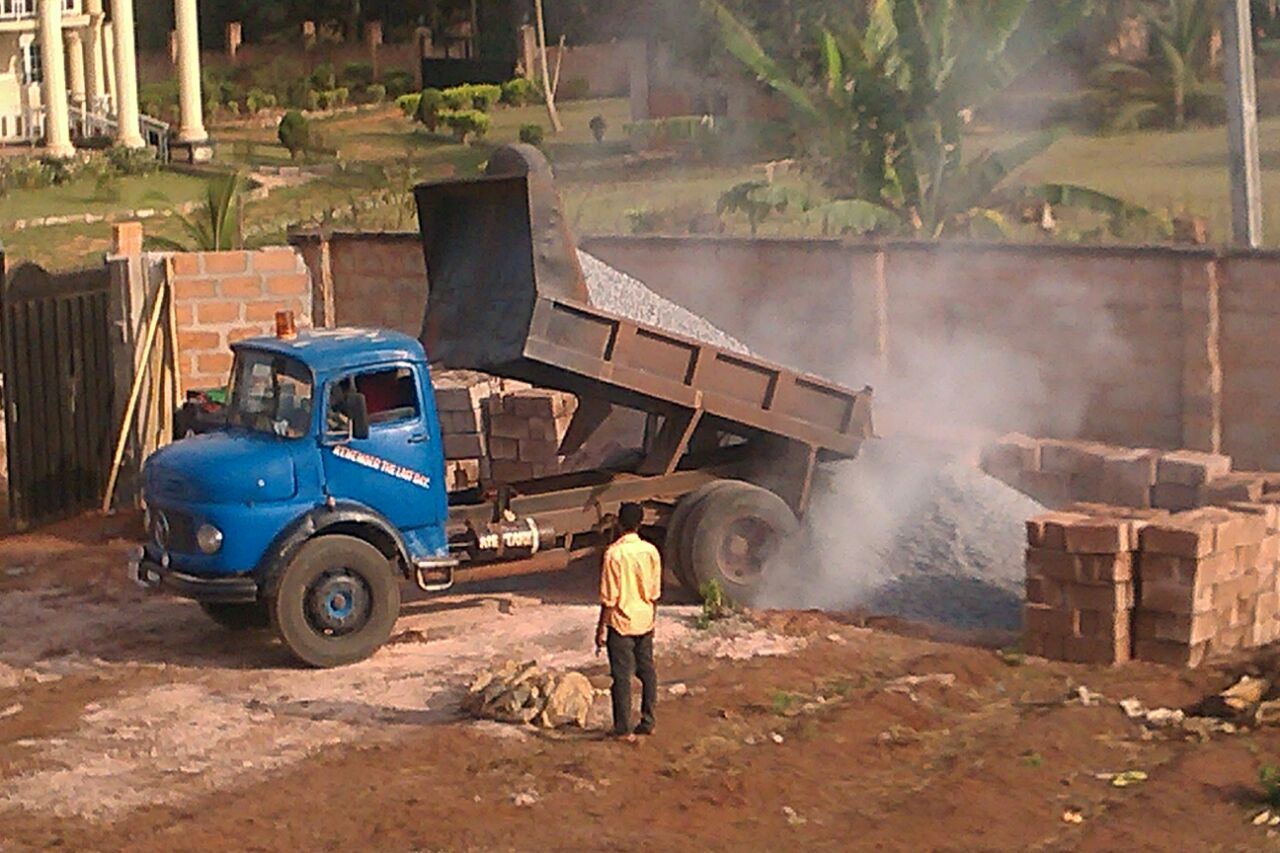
top-left (1, 260), bottom-right (114, 530)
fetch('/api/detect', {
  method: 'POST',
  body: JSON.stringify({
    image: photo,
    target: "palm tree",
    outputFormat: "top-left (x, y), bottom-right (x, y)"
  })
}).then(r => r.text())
top-left (1093, 0), bottom-right (1216, 130)
top-left (148, 171), bottom-right (245, 251)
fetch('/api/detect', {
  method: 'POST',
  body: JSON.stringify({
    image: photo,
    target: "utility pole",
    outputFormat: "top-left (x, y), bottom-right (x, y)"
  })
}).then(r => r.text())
top-left (1224, 0), bottom-right (1263, 247)
top-left (534, 0), bottom-right (563, 132)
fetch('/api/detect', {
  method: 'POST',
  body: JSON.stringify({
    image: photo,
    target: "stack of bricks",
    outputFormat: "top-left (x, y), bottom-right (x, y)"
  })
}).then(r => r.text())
top-left (1134, 507), bottom-right (1279, 666)
top-left (1023, 503), bottom-right (1280, 668)
top-left (980, 434), bottom-right (1235, 512)
top-left (1023, 510), bottom-right (1149, 664)
top-left (485, 389), bottom-right (579, 483)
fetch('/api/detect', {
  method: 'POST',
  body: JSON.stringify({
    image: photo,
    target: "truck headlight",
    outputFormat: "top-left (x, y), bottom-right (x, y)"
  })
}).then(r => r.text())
top-left (196, 524), bottom-right (224, 555)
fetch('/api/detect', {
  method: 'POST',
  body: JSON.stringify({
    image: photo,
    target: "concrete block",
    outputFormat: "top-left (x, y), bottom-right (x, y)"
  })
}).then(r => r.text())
top-left (1063, 518), bottom-right (1137, 555)
top-left (1025, 575), bottom-right (1063, 607)
top-left (1133, 638), bottom-right (1209, 668)
top-left (1151, 483), bottom-right (1200, 512)
top-left (1062, 634), bottom-right (1130, 665)
top-left (1041, 441), bottom-right (1109, 477)
top-left (980, 433), bottom-right (1040, 478)
top-left (488, 436), bottom-right (519, 460)
top-left (1216, 514), bottom-right (1269, 553)
top-left (1133, 610), bottom-right (1216, 645)
top-left (1018, 471), bottom-right (1075, 508)
top-left (1026, 548), bottom-right (1081, 583)
top-left (443, 433), bottom-right (485, 460)
top-left (490, 460), bottom-right (536, 482)
top-left (1023, 603), bottom-right (1078, 637)
top-left (1141, 513), bottom-right (1221, 558)
top-left (488, 414), bottom-right (532, 440)
top-left (1203, 473), bottom-right (1265, 505)
top-left (1064, 581), bottom-right (1134, 613)
top-left (1080, 608), bottom-right (1130, 642)
top-left (1157, 450), bottom-right (1232, 487)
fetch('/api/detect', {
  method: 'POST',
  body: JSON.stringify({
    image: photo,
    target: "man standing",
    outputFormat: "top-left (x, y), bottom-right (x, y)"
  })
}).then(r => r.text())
top-left (596, 502), bottom-right (661, 738)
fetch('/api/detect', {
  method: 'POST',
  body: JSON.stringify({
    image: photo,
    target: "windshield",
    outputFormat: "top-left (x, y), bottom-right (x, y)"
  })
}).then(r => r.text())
top-left (226, 351), bottom-right (313, 439)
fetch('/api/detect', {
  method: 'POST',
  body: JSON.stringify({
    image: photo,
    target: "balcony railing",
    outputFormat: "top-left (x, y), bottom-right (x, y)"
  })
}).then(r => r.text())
top-left (0, 0), bottom-right (80, 21)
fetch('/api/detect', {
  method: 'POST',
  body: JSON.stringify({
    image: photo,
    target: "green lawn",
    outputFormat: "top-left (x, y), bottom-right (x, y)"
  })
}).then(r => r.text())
top-left (0, 171), bottom-right (209, 224)
top-left (11, 94), bottom-right (1280, 271)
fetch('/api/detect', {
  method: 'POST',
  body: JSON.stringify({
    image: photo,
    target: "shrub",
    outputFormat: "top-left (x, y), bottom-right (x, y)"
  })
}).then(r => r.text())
top-left (441, 109), bottom-right (491, 144)
top-left (278, 110), bottom-right (311, 159)
top-left (383, 70), bottom-right (415, 99)
top-left (469, 84), bottom-right (502, 112)
top-left (396, 92), bottom-right (423, 118)
top-left (364, 83), bottom-right (386, 104)
top-left (558, 77), bottom-right (590, 101)
top-left (441, 86), bottom-right (473, 111)
top-left (518, 123), bottom-right (545, 146)
top-left (417, 88), bottom-right (445, 131)
top-left (310, 63), bottom-right (336, 91)
top-left (306, 90), bottom-right (322, 112)
top-left (340, 62), bottom-right (374, 88)
top-left (1263, 765), bottom-right (1280, 809)
top-left (501, 78), bottom-right (537, 106)
top-left (106, 145), bottom-right (158, 176)
top-left (590, 114), bottom-right (607, 143)
top-left (331, 87), bottom-right (350, 108)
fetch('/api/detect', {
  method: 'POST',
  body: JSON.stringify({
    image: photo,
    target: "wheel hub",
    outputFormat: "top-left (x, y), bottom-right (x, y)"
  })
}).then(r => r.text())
top-left (717, 517), bottom-right (776, 584)
top-left (305, 571), bottom-right (371, 635)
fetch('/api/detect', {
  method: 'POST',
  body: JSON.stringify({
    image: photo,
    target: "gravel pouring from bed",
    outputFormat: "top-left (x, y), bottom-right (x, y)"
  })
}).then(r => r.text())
top-left (577, 250), bottom-right (751, 355)
top-left (767, 437), bottom-right (1043, 632)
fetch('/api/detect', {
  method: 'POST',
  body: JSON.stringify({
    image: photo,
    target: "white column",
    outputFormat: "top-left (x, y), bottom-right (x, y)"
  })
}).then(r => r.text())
top-left (85, 0), bottom-right (107, 116)
top-left (173, 0), bottom-right (206, 143)
top-left (110, 0), bottom-right (144, 147)
top-left (66, 30), bottom-right (87, 109)
top-left (38, 0), bottom-right (74, 158)
top-left (103, 21), bottom-right (118, 111)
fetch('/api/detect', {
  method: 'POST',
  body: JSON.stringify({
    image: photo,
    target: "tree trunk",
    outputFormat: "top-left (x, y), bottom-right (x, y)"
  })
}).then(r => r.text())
top-left (534, 0), bottom-right (563, 132)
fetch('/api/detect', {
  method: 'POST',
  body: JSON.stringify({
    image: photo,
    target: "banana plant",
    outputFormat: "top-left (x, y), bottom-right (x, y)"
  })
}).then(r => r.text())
top-left (1092, 0), bottom-right (1216, 130)
top-left (708, 0), bottom-right (1150, 238)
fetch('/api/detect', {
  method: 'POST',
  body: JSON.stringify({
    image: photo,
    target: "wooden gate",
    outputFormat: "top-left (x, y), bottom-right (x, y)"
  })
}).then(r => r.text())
top-left (1, 260), bottom-right (114, 530)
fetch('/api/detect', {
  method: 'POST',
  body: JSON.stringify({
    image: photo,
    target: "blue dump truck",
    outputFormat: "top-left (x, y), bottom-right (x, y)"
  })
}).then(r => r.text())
top-left (130, 146), bottom-right (874, 667)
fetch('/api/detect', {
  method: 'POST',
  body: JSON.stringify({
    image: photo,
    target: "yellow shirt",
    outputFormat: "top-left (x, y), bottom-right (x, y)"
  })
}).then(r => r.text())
top-left (600, 533), bottom-right (662, 636)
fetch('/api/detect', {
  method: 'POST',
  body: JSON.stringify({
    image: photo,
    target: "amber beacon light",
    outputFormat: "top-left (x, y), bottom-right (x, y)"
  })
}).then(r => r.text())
top-left (275, 310), bottom-right (298, 340)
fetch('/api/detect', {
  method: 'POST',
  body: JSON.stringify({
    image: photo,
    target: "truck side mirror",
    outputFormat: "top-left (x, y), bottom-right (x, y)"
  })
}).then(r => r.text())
top-left (346, 392), bottom-right (370, 440)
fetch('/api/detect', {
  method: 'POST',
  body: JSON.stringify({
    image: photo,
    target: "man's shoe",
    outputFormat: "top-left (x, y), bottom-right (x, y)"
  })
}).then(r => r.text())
top-left (634, 723), bottom-right (655, 736)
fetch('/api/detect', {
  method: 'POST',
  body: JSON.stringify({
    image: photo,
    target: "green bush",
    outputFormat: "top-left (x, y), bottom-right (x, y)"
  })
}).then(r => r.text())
top-left (417, 88), bottom-right (445, 131)
top-left (441, 86), bottom-right (473, 110)
top-left (518, 123), bottom-right (545, 146)
top-left (469, 84), bottom-right (502, 112)
top-left (340, 62), bottom-right (374, 88)
top-left (278, 110), bottom-right (311, 159)
top-left (306, 90), bottom-right (322, 112)
top-left (106, 145), bottom-right (158, 176)
top-left (501, 78), bottom-right (537, 106)
top-left (363, 83), bottom-right (386, 104)
top-left (396, 92), bottom-right (423, 117)
top-left (311, 63), bottom-right (336, 91)
top-left (383, 70), bottom-right (415, 99)
top-left (441, 109), bottom-right (491, 144)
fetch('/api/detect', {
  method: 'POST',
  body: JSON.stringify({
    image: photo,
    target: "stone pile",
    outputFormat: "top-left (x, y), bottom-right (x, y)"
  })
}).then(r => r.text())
top-left (980, 434), bottom-right (1280, 513)
top-left (462, 660), bottom-right (595, 728)
top-left (1024, 501), bottom-right (1280, 667)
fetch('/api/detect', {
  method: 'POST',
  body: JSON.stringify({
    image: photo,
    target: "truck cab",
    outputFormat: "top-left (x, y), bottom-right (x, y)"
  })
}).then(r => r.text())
top-left (131, 326), bottom-right (451, 667)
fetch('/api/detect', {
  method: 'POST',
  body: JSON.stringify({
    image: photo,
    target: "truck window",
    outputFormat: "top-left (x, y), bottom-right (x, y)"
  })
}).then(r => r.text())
top-left (329, 367), bottom-right (419, 429)
top-left (227, 352), bottom-right (312, 439)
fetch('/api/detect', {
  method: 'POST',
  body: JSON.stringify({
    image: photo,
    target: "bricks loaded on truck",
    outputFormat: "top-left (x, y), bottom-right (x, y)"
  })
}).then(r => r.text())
top-left (129, 145), bottom-right (875, 667)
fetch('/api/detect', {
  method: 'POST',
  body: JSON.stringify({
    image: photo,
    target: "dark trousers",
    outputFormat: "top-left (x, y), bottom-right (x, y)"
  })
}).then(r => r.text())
top-left (606, 628), bottom-right (656, 734)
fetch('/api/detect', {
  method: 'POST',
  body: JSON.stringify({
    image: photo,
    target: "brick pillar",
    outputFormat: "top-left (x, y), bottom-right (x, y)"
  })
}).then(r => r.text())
top-left (367, 20), bottom-right (383, 78)
top-left (225, 21), bottom-right (242, 60)
top-left (1180, 257), bottom-right (1223, 453)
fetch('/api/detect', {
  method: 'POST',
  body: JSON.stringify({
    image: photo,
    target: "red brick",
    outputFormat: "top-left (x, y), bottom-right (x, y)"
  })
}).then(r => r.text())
top-left (1079, 553), bottom-right (1135, 584)
top-left (245, 299), bottom-right (304, 322)
top-left (195, 301), bottom-right (241, 324)
top-left (195, 351), bottom-right (233, 377)
top-left (1157, 450), bottom-right (1232, 487)
top-left (267, 273), bottom-right (310, 296)
top-left (1151, 483), bottom-right (1200, 512)
top-left (1141, 515), bottom-right (1219, 558)
top-left (1063, 518), bottom-right (1136, 555)
top-left (1133, 638), bottom-right (1208, 668)
top-left (173, 302), bottom-right (195, 325)
top-left (219, 275), bottom-right (264, 298)
top-left (170, 252), bottom-right (199, 275)
top-left (252, 248), bottom-right (302, 272)
top-left (1026, 548), bottom-right (1079, 583)
top-left (227, 325), bottom-right (269, 344)
top-left (1139, 580), bottom-right (1212, 614)
top-left (1064, 581), bottom-right (1134, 613)
top-left (173, 277), bottom-right (217, 300)
top-left (1133, 610), bottom-right (1216, 644)
top-left (202, 252), bottom-right (249, 274)
top-left (178, 330), bottom-right (220, 351)
top-left (1023, 603), bottom-right (1078, 636)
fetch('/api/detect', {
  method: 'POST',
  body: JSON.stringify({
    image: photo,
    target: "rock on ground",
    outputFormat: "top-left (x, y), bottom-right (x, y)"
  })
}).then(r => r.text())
top-left (463, 660), bottom-right (594, 729)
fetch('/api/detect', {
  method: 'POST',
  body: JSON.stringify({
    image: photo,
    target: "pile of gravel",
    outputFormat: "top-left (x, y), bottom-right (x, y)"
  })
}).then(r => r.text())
top-left (769, 437), bottom-right (1042, 632)
top-left (576, 250), bottom-right (751, 355)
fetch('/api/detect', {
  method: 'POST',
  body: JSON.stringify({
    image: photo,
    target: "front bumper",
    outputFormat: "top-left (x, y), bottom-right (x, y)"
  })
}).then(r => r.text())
top-left (129, 547), bottom-right (260, 604)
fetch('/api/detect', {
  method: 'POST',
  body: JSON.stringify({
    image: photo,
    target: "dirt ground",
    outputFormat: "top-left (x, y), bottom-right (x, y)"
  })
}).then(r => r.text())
top-left (2, 513), bottom-right (1280, 852)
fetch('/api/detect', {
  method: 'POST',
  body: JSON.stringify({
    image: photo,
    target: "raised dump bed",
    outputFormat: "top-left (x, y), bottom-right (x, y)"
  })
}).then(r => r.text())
top-left (415, 146), bottom-right (873, 516)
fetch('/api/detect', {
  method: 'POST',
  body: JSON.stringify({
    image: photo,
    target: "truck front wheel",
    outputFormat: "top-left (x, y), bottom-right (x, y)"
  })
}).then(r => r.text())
top-left (683, 482), bottom-right (798, 606)
top-left (269, 534), bottom-right (402, 668)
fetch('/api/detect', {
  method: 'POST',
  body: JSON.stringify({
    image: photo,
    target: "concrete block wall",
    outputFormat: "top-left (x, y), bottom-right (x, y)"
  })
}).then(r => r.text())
top-left (1024, 504), bottom-right (1280, 667)
top-left (291, 232), bottom-right (426, 337)
top-left (169, 248), bottom-right (313, 390)
top-left (484, 389), bottom-right (578, 483)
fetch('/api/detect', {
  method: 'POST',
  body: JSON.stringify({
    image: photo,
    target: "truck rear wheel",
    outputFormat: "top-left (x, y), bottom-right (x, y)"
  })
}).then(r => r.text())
top-left (664, 481), bottom-right (734, 592)
top-left (199, 601), bottom-right (270, 630)
top-left (683, 482), bottom-right (798, 605)
top-left (269, 534), bottom-right (402, 668)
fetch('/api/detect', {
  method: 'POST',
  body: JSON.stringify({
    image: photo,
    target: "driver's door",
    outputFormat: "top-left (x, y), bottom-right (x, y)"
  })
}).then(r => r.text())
top-left (320, 364), bottom-right (442, 534)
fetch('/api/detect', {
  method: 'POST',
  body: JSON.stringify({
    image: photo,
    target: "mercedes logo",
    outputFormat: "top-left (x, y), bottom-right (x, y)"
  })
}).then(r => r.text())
top-left (152, 511), bottom-right (170, 550)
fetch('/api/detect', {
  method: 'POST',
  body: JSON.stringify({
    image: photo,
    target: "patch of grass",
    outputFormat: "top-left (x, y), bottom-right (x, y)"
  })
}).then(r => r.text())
top-left (695, 579), bottom-right (733, 630)
top-left (769, 690), bottom-right (804, 716)
top-left (1020, 751), bottom-right (1043, 768)
top-left (0, 171), bottom-right (207, 222)
top-left (1260, 765), bottom-right (1280, 808)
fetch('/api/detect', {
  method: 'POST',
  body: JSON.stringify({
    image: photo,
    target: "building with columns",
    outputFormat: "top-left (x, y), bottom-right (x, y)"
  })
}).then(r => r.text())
top-left (0, 0), bottom-right (208, 159)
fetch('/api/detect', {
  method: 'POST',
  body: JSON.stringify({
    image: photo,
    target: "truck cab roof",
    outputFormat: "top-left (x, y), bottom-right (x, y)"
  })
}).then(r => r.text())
top-left (230, 328), bottom-right (427, 374)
